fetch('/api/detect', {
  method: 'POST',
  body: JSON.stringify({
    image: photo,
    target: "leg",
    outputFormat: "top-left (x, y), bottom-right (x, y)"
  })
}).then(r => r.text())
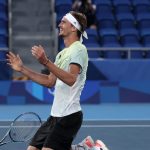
top-left (44, 112), bottom-right (83, 150)
top-left (27, 145), bottom-right (40, 150)
top-left (29, 117), bottom-right (53, 150)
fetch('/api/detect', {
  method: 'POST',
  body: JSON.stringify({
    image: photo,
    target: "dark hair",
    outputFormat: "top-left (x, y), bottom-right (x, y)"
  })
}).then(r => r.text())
top-left (70, 11), bottom-right (87, 38)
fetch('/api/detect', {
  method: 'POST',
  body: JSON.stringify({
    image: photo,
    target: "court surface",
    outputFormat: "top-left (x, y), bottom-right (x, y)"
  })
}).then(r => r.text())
top-left (0, 104), bottom-right (150, 150)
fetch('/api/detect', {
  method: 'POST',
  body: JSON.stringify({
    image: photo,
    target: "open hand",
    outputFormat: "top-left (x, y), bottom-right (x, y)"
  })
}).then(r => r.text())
top-left (31, 45), bottom-right (48, 65)
top-left (7, 52), bottom-right (23, 72)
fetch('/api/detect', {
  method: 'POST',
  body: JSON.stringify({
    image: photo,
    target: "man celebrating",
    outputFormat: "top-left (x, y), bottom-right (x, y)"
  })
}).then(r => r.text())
top-left (7, 11), bottom-right (88, 150)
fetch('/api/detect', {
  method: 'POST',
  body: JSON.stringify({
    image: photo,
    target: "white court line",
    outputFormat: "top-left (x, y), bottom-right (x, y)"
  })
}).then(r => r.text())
top-left (82, 125), bottom-right (150, 128)
top-left (0, 125), bottom-right (150, 128)
top-left (0, 126), bottom-right (40, 128)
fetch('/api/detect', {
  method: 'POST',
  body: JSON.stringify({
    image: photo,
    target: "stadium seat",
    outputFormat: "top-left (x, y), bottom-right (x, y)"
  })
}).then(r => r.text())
top-left (114, 4), bottom-right (132, 14)
top-left (99, 28), bottom-right (118, 37)
top-left (116, 13), bottom-right (135, 22)
top-left (55, 0), bottom-right (72, 6)
top-left (0, 34), bottom-right (8, 48)
top-left (136, 13), bottom-right (150, 21)
top-left (0, 0), bottom-right (7, 6)
top-left (138, 19), bottom-right (150, 37)
top-left (97, 19), bottom-right (116, 29)
top-left (120, 28), bottom-right (139, 37)
top-left (87, 50), bottom-right (102, 59)
top-left (103, 50), bottom-right (127, 59)
top-left (94, 0), bottom-right (111, 5)
top-left (118, 19), bottom-right (135, 30)
top-left (55, 0), bottom-right (72, 25)
top-left (120, 33), bottom-right (144, 58)
top-left (130, 50), bottom-right (147, 59)
top-left (143, 35), bottom-right (150, 47)
top-left (132, 0), bottom-right (150, 6)
top-left (0, 2), bottom-right (7, 13)
top-left (112, 0), bottom-right (131, 6)
top-left (83, 28), bottom-right (101, 58)
top-left (0, 50), bottom-right (7, 60)
top-left (84, 29), bottom-right (100, 46)
top-left (96, 5), bottom-right (114, 21)
top-left (134, 4), bottom-right (150, 15)
top-left (0, 19), bottom-right (8, 35)
top-left (144, 50), bottom-right (150, 58)
top-left (101, 35), bottom-right (124, 58)
top-left (121, 34), bottom-right (142, 47)
top-left (101, 34), bottom-right (121, 47)
top-left (97, 19), bottom-right (118, 38)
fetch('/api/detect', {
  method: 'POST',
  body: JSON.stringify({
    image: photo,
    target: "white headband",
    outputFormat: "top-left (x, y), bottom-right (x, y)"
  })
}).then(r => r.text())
top-left (64, 13), bottom-right (88, 42)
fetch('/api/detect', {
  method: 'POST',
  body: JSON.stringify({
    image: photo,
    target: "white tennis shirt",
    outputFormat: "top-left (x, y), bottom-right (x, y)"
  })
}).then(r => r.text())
top-left (51, 41), bottom-right (88, 117)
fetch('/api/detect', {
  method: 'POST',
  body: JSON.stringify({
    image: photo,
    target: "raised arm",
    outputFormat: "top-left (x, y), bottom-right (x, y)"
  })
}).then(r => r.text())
top-left (7, 52), bottom-right (56, 88)
top-left (32, 45), bottom-right (80, 86)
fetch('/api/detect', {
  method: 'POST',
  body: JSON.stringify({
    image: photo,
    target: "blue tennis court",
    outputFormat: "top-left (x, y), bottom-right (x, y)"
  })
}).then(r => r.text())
top-left (0, 104), bottom-right (150, 150)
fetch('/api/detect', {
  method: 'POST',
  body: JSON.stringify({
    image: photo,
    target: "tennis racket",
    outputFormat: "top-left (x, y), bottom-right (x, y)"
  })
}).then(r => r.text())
top-left (0, 112), bottom-right (42, 146)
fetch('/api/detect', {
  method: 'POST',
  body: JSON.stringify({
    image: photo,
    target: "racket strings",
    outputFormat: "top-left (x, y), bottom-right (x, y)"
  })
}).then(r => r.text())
top-left (10, 114), bottom-right (41, 142)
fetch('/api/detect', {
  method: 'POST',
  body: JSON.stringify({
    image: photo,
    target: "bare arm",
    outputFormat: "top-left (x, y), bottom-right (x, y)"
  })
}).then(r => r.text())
top-left (32, 45), bottom-right (80, 86)
top-left (7, 52), bottom-right (57, 88)
top-left (46, 61), bottom-right (80, 86)
top-left (20, 65), bottom-right (56, 87)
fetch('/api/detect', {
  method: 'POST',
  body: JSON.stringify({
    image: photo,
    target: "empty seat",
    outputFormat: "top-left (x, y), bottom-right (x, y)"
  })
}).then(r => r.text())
top-left (84, 28), bottom-right (101, 58)
top-left (94, 0), bottom-right (111, 5)
top-left (101, 35), bottom-right (124, 58)
top-left (55, 0), bottom-right (72, 25)
top-left (112, 0), bottom-right (131, 6)
top-left (97, 19), bottom-right (116, 29)
top-left (120, 30), bottom-right (143, 58)
top-left (103, 50), bottom-right (126, 59)
top-left (116, 13), bottom-right (135, 22)
top-left (87, 50), bottom-right (102, 59)
top-left (146, 51), bottom-right (150, 58)
top-left (96, 5), bottom-right (114, 21)
top-left (114, 4), bottom-right (132, 14)
top-left (130, 50), bottom-right (148, 59)
top-left (55, 0), bottom-right (72, 6)
top-left (0, 11), bottom-right (7, 21)
top-left (118, 19), bottom-right (135, 30)
top-left (136, 13), bottom-right (150, 22)
top-left (143, 35), bottom-right (150, 47)
top-left (134, 4), bottom-right (150, 15)
top-left (138, 19), bottom-right (150, 36)
top-left (84, 28), bottom-right (100, 47)
top-left (132, 0), bottom-right (150, 6)
top-left (120, 28), bottom-right (139, 37)
top-left (0, 19), bottom-right (8, 35)
top-left (0, 0), bottom-right (7, 6)
top-left (101, 34), bottom-right (120, 47)
top-left (99, 28), bottom-right (118, 37)
top-left (0, 2), bottom-right (7, 13)
top-left (0, 50), bottom-right (7, 60)
top-left (121, 34), bottom-right (142, 47)
top-left (0, 34), bottom-right (8, 48)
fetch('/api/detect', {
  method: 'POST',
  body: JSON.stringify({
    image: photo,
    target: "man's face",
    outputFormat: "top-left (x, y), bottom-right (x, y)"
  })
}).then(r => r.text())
top-left (58, 17), bottom-right (73, 37)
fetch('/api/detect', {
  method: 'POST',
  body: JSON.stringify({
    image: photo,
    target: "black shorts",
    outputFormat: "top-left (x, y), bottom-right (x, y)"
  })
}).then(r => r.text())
top-left (29, 111), bottom-right (83, 150)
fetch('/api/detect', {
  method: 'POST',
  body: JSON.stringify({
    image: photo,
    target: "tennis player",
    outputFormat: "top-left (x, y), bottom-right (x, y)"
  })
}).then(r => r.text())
top-left (7, 11), bottom-right (88, 150)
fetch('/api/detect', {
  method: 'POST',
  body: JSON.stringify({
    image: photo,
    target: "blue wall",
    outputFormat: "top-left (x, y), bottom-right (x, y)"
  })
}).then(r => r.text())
top-left (1, 59), bottom-right (150, 104)
top-left (0, 80), bottom-right (150, 104)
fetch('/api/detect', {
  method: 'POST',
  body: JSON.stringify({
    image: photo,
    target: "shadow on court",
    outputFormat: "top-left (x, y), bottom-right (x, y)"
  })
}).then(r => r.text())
top-left (0, 120), bottom-right (150, 150)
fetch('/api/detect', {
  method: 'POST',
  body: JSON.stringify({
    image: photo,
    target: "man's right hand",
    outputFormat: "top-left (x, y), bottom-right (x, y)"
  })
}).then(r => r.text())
top-left (7, 52), bottom-right (23, 72)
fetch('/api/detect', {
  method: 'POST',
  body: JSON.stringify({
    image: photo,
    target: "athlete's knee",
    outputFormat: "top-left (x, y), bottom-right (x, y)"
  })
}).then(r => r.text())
top-left (27, 145), bottom-right (40, 150)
